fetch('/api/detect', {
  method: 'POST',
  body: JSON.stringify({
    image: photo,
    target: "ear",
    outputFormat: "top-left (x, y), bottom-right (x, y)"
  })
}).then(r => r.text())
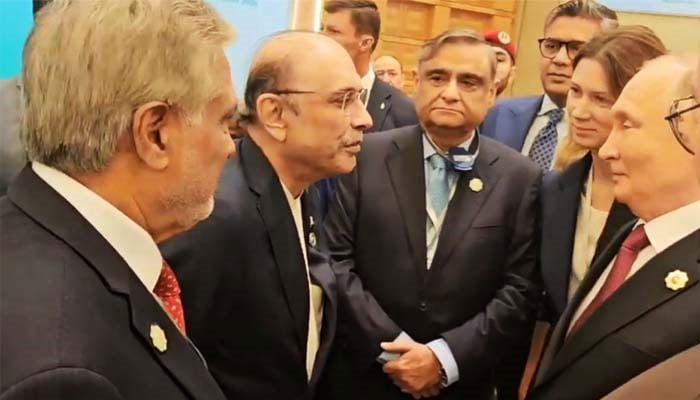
top-left (359, 34), bottom-right (375, 53)
top-left (256, 93), bottom-right (288, 143)
top-left (131, 101), bottom-right (171, 170)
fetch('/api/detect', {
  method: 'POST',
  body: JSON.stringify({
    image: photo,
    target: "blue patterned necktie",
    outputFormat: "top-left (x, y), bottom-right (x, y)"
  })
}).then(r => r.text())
top-left (427, 154), bottom-right (450, 216)
top-left (528, 108), bottom-right (565, 170)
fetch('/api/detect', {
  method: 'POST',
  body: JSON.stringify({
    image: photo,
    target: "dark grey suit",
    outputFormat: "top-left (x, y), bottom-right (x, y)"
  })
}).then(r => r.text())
top-left (1, 167), bottom-right (226, 400)
top-left (365, 78), bottom-right (418, 133)
top-left (162, 136), bottom-right (337, 400)
top-left (0, 77), bottom-right (26, 195)
top-left (530, 222), bottom-right (700, 400)
top-left (319, 125), bottom-right (541, 400)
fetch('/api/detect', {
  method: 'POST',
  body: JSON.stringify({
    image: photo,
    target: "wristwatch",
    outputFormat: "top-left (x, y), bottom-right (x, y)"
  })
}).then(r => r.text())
top-left (439, 367), bottom-right (448, 388)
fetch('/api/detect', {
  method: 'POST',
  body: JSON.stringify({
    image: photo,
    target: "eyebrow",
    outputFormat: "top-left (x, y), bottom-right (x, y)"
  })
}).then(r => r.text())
top-left (329, 87), bottom-right (361, 97)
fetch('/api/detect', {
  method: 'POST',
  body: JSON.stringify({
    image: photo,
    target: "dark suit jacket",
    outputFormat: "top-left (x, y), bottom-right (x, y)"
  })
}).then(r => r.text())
top-left (603, 344), bottom-right (700, 400)
top-left (161, 136), bottom-right (337, 400)
top-left (530, 222), bottom-right (700, 400)
top-left (365, 78), bottom-right (418, 133)
top-left (540, 153), bottom-right (636, 319)
top-left (320, 125), bottom-right (542, 400)
top-left (0, 167), bottom-right (225, 400)
top-left (480, 95), bottom-right (543, 152)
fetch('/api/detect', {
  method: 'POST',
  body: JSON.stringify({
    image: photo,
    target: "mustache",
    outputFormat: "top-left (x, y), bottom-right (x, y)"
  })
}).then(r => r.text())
top-left (341, 136), bottom-right (363, 147)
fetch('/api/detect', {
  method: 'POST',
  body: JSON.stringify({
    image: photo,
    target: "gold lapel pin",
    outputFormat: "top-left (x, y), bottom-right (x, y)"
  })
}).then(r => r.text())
top-left (380, 102), bottom-right (386, 110)
top-left (469, 177), bottom-right (484, 193)
top-left (150, 324), bottom-right (168, 353)
top-left (665, 269), bottom-right (689, 291)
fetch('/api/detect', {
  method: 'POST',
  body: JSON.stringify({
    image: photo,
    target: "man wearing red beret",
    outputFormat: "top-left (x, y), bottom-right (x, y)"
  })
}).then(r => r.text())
top-left (483, 30), bottom-right (516, 97)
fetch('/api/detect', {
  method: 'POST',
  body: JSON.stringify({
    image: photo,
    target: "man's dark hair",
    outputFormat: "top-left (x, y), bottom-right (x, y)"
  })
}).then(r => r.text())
top-left (324, 0), bottom-right (381, 51)
top-left (33, 0), bottom-right (51, 15)
top-left (545, 0), bottom-right (619, 31)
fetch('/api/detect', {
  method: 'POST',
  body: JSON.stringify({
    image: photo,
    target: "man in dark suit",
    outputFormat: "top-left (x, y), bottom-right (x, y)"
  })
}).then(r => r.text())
top-left (1, 1), bottom-right (237, 399)
top-left (529, 55), bottom-right (700, 400)
top-left (480, 0), bottom-right (617, 170)
top-left (162, 32), bottom-right (372, 400)
top-left (320, 28), bottom-right (541, 400)
top-left (322, 0), bottom-right (417, 132)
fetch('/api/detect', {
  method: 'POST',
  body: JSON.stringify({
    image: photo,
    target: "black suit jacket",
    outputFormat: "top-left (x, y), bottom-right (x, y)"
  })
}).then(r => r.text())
top-left (0, 167), bottom-right (225, 400)
top-left (365, 78), bottom-right (418, 133)
top-left (530, 222), bottom-right (700, 400)
top-left (320, 125), bottom-right (542, 400)
top-left (540, 153), bottom-right (636, 319)
top-left (161, 136), bottom-right (337, 400)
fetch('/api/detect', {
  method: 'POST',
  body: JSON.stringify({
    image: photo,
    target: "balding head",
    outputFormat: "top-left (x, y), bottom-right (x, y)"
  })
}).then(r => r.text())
top-left (241, 31), bottom-right (355, 123)
top-left (239, 30), bottom-right (372, 195)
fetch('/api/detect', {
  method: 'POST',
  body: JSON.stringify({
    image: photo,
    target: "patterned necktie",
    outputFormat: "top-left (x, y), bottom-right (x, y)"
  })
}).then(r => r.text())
top-left (569, 225), bottom-right (649, 336)
top-left (427, 154), bottom-right (450, 216)
top-left (154, 260), bottom-right (186, 334)
top-left (528, 108), bottom-right (565, 170)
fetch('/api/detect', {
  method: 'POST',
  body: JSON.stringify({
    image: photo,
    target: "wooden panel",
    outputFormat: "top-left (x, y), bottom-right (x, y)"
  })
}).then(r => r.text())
top-left (375, 0), bottom-right (523, 94)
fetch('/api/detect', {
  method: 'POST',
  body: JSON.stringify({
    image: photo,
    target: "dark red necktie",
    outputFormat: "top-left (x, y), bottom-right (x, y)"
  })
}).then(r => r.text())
top-left (569, 225), bottom-right (649, 336)
top-left (154, 260), bottom-right (186, 334)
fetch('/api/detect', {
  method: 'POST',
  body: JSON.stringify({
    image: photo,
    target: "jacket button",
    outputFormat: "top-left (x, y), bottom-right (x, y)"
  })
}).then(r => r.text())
top-left (419, 301), bottom-right (427, 311)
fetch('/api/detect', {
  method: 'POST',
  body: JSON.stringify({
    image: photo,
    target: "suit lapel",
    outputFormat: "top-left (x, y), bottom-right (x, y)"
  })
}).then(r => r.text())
top-left (496, 95), bottom-right (542, 151)
top-left (428, 138), bottom-right (501, 273)
top-left (367, 79), bottom-right (391, 131)
top-left (542, 154), bottom-right (590, 314)
top-left (8, 167), bottom-right (224, 400)
top-left (536, 220), bottom-right (634, 385)
top-left (241, 137), bottom-right (310, 354)
top-left (542, 227), bottom-right (700, 385)
top-left (385, 125), bottom-right (428, 280)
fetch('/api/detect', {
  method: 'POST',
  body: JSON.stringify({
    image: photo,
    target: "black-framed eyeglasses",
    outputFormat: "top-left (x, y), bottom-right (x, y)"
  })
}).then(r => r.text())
top-left (664, 95), bottom-right (699, 155)
top-left (268, 88), bottom-right (367, 114)
top-left (537, 38), bottom-right (585, 60)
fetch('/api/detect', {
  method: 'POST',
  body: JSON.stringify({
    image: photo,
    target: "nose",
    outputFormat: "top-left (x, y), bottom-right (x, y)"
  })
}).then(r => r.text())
top-left (568, 97), bottom-right (590, 121)
top-left (440, 78), bottom-right (460, 102)
top-left (350, 103), bottom-right (373, 133)
top-left (598, 126), bottom-right (619, 161)
top-left (552, 45), bottom-right (571, 66)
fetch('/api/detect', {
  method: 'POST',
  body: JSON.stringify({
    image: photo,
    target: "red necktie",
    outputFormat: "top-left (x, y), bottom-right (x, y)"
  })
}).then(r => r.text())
top-left (569, 225), bottom-right (649, 336)
top-left (154, 260), bottom-right (186, 334)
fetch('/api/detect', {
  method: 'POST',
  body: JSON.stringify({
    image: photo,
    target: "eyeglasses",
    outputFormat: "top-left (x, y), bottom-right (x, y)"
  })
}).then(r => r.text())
top-left (268, 88), bottom-right (367, 114)
top-left (537, 38), bottom-right (585, 60)
top-left (664, 95), bottom-right (699, 155)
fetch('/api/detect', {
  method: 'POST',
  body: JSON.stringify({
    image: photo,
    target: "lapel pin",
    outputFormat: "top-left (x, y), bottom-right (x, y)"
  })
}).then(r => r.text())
top-left (469, 177), bottom-right (484, 193)
top-left (309, 216), bottom-right (315, 227)
top-left (150, 323), bottom-right (168, 353)
top-left (665, 269), bottom-right (689, 291)
top-left (308, 232), bottom-right (317, 248)
top-left (380, 102), bottom-right (386, 110)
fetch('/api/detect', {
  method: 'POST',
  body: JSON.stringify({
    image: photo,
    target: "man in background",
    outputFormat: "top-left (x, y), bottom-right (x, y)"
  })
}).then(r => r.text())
top-left (483, 30), bottom-right (517, 98)
top-left (1, 1), bottom-right (236, 398)
top-left (374, 54), bottom-right (404, 91)
top-left (323, 0), bottom-right (417, 132)
top-left (481, 0), bottom-right (618, 170)
top-left (162, 31), bottom-right (372, 400)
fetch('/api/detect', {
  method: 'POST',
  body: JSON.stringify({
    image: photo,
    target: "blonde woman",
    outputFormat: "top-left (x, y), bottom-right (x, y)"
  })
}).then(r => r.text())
top-left (539, 26), bottom-right (667, 320)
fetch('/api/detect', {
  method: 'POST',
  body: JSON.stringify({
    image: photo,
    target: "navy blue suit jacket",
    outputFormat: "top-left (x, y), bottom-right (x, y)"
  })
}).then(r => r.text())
top-left (480, 95), bottom-right (543, 152)
top-left (365, 78), bottom-right (418, 133)
top-left (540, 153), bottom-right (635, 320)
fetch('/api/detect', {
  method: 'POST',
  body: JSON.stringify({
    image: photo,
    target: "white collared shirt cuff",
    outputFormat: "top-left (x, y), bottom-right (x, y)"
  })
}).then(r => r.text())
top-left (377, 331), bottom-right (414, 364)
top-left (426, 338), bottom-right (459, 386)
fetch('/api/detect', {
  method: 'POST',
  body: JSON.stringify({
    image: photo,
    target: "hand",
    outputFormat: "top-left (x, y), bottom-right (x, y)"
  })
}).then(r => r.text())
top-left (381, 341), bottom-right (442, 397)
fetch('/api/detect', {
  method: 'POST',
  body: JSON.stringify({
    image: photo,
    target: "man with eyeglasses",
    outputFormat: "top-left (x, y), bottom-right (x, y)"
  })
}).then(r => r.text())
top-left (162, 31), bottom-right (372, 400)
top-left (529, 54), bottom-right (700, 400)
top-left (481, 0), bottom-right (618, 171)
top-left (320, 29), bottom-right (541, 400)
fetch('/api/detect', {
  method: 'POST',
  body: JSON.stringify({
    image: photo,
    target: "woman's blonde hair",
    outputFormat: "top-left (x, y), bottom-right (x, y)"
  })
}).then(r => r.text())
top-left (22, 0), bottom-right (234, 173)
top-left (554, 25), bottom-right (667, 170)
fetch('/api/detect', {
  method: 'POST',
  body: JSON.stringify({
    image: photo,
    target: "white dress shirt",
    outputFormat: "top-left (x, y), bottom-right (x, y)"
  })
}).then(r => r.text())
top-left (570, 200), bottom-right (700, 332)
top-left (280, 181), bottom-right (324, 381)
top-left (32, 162), bottom-right (162, 294)
top-left (361, 67), bottom-right (375, 107)
top-left (520, 95), bottom-right (568, 169)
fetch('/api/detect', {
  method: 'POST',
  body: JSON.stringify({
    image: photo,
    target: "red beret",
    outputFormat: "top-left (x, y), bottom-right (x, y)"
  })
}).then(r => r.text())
top-left (483, 30), bottom-right (516, 62)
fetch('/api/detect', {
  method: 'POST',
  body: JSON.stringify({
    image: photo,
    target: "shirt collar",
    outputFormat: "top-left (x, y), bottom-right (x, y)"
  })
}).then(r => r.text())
top-left (423, 130), bottom-right (476, 160)
top-left (361, 68), bottom-right (375, 91)
top-left (640, 200), bottom-right (700, 254)
top-left (538, 94), bottom-right (562, 117)
top-left (32, 162), bottom-right (163, 292)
